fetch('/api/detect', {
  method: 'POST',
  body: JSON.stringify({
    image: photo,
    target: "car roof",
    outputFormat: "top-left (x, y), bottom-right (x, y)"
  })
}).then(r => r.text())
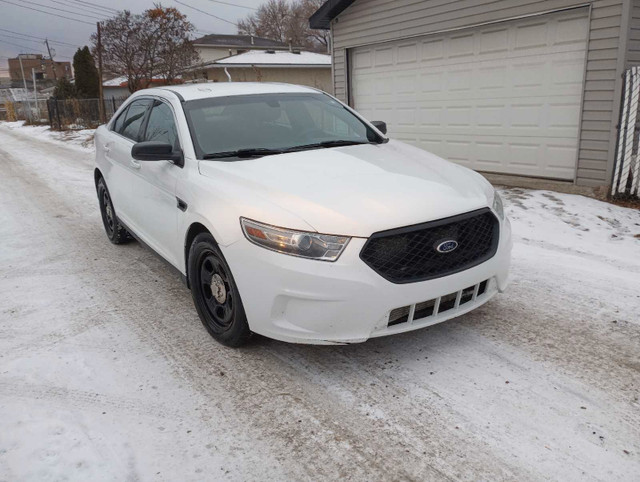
top-left (144, 82), bottom-right (322, 102)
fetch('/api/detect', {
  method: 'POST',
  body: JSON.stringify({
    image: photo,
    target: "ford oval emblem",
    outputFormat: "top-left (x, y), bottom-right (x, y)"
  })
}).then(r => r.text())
top-left (436, 240), bottom-right (459, 253)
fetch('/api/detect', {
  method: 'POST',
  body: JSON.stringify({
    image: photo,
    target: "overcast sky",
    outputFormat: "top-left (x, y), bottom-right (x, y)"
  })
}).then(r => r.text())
top-left (0, 0), bottom-right (268, 74)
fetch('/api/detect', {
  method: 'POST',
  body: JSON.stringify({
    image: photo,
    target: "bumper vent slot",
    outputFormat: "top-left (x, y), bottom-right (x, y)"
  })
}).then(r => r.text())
top-left (360, 208), bottom-right (499, 284)
top-left (388, 306), bottom-right (410, 326)
top-left (414, 299), bottom-right (436, 320)
top-left (386, 279), bottom-right (492, 329)
top-left (438, 292), bottom-right (458, 313)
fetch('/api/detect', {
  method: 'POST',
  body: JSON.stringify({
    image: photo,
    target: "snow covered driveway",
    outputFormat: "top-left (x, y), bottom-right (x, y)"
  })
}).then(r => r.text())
top-left (1, 123), bottom-right (639, 481)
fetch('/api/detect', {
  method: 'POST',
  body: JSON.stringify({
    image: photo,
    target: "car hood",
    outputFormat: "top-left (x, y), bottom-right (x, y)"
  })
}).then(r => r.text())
top-left (198, 140), bottom-right (493, 237)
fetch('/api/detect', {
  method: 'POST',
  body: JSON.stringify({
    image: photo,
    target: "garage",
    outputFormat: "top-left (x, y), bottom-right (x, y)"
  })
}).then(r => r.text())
top-left (348, 8), bottom-right (589, 180)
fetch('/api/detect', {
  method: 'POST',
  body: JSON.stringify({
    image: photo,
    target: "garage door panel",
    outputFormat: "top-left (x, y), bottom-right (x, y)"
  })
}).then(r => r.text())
top-left (351, 8), bottom-right (588, 179)
top-left (356, 43), bottom-right (587, 75)
top-left (362, 96), bottom-right (583, 138)
top-left (397, 43), bottom-right (418, 63)
top-left (514, 21), bottom-right (549, 51)
top-left (353, 50), bottom-right (586, 101)
top-left (426, 134), bottom-right (578, 178)
top-left (375, 47), bottom-right (394, 66)
top-left (479, 28), bottom-right (509, 54)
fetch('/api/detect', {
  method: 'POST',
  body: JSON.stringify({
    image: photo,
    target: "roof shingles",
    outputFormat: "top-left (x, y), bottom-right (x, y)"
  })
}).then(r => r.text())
top-left (193, 34), bottom-right (289, 49)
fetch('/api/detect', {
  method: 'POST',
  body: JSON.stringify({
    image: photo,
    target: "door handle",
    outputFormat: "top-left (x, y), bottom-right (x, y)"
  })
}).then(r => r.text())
top-left (104, 143), bottom-right (111, 154)
top-left (130, 159), bottom-right (141, 169)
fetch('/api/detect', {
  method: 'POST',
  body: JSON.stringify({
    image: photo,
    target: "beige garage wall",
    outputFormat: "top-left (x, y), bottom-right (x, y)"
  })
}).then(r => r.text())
top-left (203, 67), bottom-right (333, 94)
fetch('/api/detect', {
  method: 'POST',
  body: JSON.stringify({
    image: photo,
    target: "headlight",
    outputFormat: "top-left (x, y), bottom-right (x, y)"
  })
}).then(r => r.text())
top-left (240, 218), bottom-right (350, 261)
top-left (492, 191), bottom-right (505, 219)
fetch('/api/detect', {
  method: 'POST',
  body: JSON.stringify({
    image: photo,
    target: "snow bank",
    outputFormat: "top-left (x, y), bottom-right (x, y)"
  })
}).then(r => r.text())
top-left (0, 121), bottom-right (94, 152)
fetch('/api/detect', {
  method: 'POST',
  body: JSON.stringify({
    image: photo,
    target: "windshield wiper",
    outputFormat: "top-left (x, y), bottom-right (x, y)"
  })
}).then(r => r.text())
top-left (202, 148), bottom-right (285, 159)
top-left (284, 139), bottom-right (372, 152)
top-left (202, 140), bottom-right (373, 159)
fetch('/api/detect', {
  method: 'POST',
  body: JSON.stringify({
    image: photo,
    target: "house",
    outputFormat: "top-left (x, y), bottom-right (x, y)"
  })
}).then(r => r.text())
top-left (186, 50), bottom-right (332, 93)
top-left (102, 76), bottom-right (131, 100)
top-left (8, 54), bottom-right (71, 84)
top-left (310, 0), bottom-right (640, 189)
top-left (194, 34), bottom-right (290, 63)
top-left (102, 76), bottom-right (182, 100)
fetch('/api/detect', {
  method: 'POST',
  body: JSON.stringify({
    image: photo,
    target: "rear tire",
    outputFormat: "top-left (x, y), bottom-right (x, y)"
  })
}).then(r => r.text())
top-left (97, 178), bottom-right (131, 244)
top-left (188, 233), bottom-right (251, 347)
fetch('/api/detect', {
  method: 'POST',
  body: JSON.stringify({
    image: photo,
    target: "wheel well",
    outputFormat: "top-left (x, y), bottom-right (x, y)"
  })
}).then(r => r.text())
top-left (94, 168), bottom-right (103, 191)
top-left (184, 222), bottom-right (214, 288)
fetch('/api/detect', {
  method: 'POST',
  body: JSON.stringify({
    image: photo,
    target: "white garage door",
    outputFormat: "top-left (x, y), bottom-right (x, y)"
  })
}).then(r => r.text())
top-left (350, 8), bottom-right (589, 180)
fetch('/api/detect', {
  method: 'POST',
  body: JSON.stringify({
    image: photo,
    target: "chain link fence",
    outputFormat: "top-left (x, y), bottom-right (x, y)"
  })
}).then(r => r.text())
top-left (1, 97), bottom-right (129, 129)
top-left (0, 100), bottom-right (47, 123)
top-left (47, 97), bottom-right (129, 130)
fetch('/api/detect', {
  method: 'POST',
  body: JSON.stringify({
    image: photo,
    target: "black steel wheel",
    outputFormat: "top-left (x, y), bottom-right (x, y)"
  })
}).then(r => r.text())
top-left (97, 178), bottom-right (131, 244)
top-left (188, 233), bottom-right (251, 347)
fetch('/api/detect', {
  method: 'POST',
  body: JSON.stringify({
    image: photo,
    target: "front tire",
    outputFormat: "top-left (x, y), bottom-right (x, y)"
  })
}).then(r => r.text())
top-left (188, 233), bottom-right (251, 347)
top-left (97, 178), bottom-right (131, 244)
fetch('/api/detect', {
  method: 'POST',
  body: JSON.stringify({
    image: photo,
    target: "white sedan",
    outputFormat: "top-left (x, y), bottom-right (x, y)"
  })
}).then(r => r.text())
top-left (94, 83), bottom-right (512, 346)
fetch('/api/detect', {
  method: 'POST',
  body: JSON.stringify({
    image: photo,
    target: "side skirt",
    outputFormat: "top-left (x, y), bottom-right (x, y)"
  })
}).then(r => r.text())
top-left (118, 217), bottom-right (190, 289)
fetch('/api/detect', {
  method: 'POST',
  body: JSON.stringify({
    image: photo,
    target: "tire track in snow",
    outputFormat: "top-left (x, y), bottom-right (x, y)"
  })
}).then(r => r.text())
top-left (0, 127), bottom-right (530, 480)
top-left (2, 126), bottom-right (639, 480)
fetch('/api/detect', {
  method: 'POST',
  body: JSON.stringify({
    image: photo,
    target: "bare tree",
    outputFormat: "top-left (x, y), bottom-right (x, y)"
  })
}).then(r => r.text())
top-left (238, 0), bottom-right (329, 52)
top-left (92, 5), bottom-right (197, 93)
top-left (293, 0), bottom-right (329, 50)
top-left (93, 11), bottom-right (147, 92)
top-left (142, 6), bottom-right (198, 85)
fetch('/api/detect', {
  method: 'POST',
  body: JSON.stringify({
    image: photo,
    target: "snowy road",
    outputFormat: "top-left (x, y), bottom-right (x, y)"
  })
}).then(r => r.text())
top-left (1, 123), bottom-right (639, 481)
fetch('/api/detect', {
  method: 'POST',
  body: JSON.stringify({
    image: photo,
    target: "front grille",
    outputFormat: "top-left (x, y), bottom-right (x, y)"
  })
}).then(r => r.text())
top-left (360, 208), bottom-right (499, 284)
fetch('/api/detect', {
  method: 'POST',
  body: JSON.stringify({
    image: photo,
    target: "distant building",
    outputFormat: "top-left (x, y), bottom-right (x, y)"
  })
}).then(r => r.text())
top-left (193, 34), bottom-right (290, 63)
top-left (102, 76), bottom-right (181, 100)
top-left (186, 49), bottom-right (332, 93)
top-left (8, 54), bottom-right (71, 83)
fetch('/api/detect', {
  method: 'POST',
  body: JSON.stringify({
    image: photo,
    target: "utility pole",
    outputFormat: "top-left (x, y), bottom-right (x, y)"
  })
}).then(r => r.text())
top-left (96, 22), bottom-right (105, 123)
top-left (18, 56), bottom-right (33, 121)
top-left (44, 39), bottom-right (58, 81)
top-left (31, 67), bottom-right (40, 119)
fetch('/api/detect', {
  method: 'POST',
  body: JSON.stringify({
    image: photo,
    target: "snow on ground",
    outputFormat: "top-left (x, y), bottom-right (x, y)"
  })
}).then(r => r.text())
top-left (0, 121), bottom-right (639, 481)
top-left (0, 121), bottom-right (94, 152)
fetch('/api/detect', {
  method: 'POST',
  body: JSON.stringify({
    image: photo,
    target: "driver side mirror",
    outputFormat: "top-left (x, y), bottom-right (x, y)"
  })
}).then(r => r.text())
top-left (371, 121), bottom-right (387, 135)
top-left (131, 141), bottom-right (184, 167)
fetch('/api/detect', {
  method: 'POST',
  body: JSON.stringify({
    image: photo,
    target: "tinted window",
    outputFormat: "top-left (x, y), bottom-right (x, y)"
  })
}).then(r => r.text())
top-left (112, 106), bottom-right (128, 133)
top-left (143, 101), bottom-right (179, 150)
top-left (183, 93), bottom-right (381, 159)
top-left (120, 99), bottom-right (150, 141)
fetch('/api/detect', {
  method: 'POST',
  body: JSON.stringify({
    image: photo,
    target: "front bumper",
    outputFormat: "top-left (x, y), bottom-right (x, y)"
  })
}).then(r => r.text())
top-left (223, 217), bottom-right (512, 344)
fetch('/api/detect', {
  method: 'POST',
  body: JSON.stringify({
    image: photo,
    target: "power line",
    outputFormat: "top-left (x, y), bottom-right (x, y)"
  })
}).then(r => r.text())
top-left (204, 0), bottom-right (258, 10)
top-left (0, 33), bottom-right (76, 55)
top-left (46, 0), bottom-right (112, 18)
top-left (0, 28), bottom-right (79, 48)
top-left (59, 0), bottom-right (118, 14)
top-left (18, 0), bottom-right (106, 21)
top-left (0, 33), bottom-right (47, 44)
top-left (0, 39), bottom-right (46, 53)
top-left (0, 0), bottom-right (96, 25)
top-left (173, 0), bottom-right (238, 26)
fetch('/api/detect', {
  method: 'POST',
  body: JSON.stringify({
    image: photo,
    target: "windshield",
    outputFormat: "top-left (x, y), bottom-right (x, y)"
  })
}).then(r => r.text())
top-left (182, 93), bottom-right (384, 159)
